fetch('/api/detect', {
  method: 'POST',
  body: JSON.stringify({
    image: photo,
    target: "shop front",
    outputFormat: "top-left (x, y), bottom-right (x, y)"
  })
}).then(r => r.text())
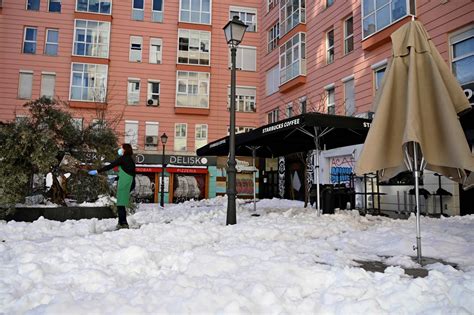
top-left (134, 154), bottom-right (217, 204)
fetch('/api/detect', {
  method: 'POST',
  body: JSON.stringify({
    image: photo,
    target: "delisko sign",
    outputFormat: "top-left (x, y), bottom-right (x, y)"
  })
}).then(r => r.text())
top-left (135, 154), bottom-right (217, 166)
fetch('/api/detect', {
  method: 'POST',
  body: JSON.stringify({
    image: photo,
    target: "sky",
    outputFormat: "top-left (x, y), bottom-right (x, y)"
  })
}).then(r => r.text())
top-left (0, 197), bottom-right (473, 314)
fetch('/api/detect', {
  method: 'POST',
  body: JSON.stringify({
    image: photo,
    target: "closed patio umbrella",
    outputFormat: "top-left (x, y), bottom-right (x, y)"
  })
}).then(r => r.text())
top-left (356, 20), bottom-right (473, 263)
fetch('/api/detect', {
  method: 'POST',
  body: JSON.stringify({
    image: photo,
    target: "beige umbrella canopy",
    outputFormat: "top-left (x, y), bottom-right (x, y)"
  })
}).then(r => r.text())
top-left (355, 20), bottom-right (473, 264)
top-left (356, 20), bottom-right (473, 183)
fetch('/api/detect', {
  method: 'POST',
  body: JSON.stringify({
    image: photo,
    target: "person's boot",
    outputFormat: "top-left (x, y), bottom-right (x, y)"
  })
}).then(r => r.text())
top-left (116, 206), bottom-right (128, 229)
top-left (116, 223), bottom-right (129, 229)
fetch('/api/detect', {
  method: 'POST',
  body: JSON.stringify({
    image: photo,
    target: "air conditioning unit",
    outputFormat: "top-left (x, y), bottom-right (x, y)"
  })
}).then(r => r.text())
top-left (147, 98), bottom-right (159, 107)
top-left (145, 136), bottom-right (158, 146)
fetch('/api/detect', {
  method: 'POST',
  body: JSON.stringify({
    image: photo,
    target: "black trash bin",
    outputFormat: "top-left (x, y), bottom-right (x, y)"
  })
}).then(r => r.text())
top-left (322, 186), bottom-right (335, 214)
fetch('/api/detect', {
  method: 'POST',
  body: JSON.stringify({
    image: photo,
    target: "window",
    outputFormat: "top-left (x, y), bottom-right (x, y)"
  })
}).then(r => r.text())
top-left (362, 0), bottom-right (414, 39)
top-left (176, 71), bottom-right (210, 108)
top-left (326, 29), bottom-right (334, 64)
top-left (73, 20), bottom-right (111, 58)
top-left (152, 0), bottom-right (163, 22)
top-left (145, 122), bottom-right (159, 150)
top-left (149, 38), bottom-right (163, 64)
top-left (72, 118), bottom-right (84, 131)
top-left (179, 0), bottom-right (211, 25)
top-left (48, 0), bottom-right (61, 12)
top-left (195, 124), bottom-right (208, 150)
top-left (267, 0), bottom-right (277, 12)
top-left (230, 7), bottom-right (257, 32)
top-left (344, 16), bottom-right (354, 54)
top-left (70, 63), bottom-right (108, 102)
top-left (178, 29), bottom-right (210, 66)
top-left (23, 27), bottom-right (37, 54)
top-left (374, 67), bottom-right (386, 91)
top-left (372, 59), bottom-right (387, 91)
top-left (41, 72), bottom-right (56, 98)
top-left (147, 80), bottom-right (160, 106)
top-left (44, 29), bottom-right (59, 56)
top-left (125, 121), bottom-right (139, 149)
top-left (326, 0), bottom-right (334, 8)
top-left (174, 123), bottom-right (187, 152)
top-left (27, 0), bottom-right (40, 11)
top-left (127, 79), bottom-right (140, 105)
top-left (129, 36), bottom-right (143, 62)
top-left (286, 102), bottom-right (293, 118)
top-left (326, 85), bottom-right (335, 114)
top-left (132, 0), bottom-right (144, 21)
top-left (267, 108), bottom-right (279, 123)
top-left (279, 0), bottom-right (305, 36)
top-left (232, 126), bottom-right (254, 134)
top-left (266, 64), bottom-right (279, 95)
top-left (228, 126), bottom-right (254, 134)
top-left (18, 71), bottom-right (33, 99)
top-left (450, 26), bottom-right (474, 85)
top-left (268, 22), bottom-right (279, 53)
top-left (76, 0), bottom-right (111, 14)
top-left (228, 86), bottom-right (256, 112)
top-left (234, 46), bottom-right (257, 71)
top-left (299, 97), bottom-right (307, 114)
top-left (279, 32), bottom-right (306, 84)
top-left (343, 76), bottom-right (355, 116)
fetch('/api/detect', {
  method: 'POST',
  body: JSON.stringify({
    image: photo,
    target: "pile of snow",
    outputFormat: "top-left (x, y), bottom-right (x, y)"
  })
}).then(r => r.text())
top-left (0, 197), bottom-right (473, 314)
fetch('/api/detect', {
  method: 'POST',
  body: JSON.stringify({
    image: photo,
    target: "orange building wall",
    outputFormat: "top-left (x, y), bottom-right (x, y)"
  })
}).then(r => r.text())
top-left (0, 0), bottom-right (260, 155)
top-left (1, 0), bottom-right (472, 153)
top-left (257, 0), bottom-right (474, 126)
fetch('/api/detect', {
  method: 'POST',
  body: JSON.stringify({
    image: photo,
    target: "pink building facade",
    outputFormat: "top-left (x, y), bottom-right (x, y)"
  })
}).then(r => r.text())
top-left (258, 0), bottom-right (473, 124)
top-left (0, 0), bottom-right (473, 207)
top-left (0, 0), bottom-right (261, 151)
top-left (256, 0), bottom-right (473, 214)
top-left (0, 0), bottom-right (262, 203)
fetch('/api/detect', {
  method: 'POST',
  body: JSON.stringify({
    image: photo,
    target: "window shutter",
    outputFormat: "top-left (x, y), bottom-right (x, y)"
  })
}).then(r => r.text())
top-left (19, 72), bottom-right (33, 99)
top-left (41, 74), bottom-right (56, 98)
top-left (145, 122), bottom-right (159, 136)
top-left (130, 36), bottom-right (143, 62)
top-left (125, 121), bottom-right (139, 148)
top-left (241, 47), bottom-right (256, 71)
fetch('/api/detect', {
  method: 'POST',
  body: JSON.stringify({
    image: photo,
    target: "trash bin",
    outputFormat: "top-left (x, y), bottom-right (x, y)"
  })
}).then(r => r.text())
top-left (322, 186), bottom-right (335, 214)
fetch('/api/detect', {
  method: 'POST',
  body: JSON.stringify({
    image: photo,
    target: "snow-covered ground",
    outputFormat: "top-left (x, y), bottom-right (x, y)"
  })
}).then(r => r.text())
top-left (0, 197), bottom-right (473, 314)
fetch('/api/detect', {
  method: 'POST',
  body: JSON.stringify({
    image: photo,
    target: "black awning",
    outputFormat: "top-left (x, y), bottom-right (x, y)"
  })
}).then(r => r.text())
top-left (197, 112), bottom-right (372, 157)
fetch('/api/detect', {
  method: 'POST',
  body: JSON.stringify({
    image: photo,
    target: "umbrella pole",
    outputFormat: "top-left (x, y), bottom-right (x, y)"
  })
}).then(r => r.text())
top-left (316, 148), bottom-right (321, 216)
top-left (314, 127), bottom-right (321, 216)
top-left (252, 147), bottom-right (257, 212)
top-left (413, 142), bottom-right (423, 264)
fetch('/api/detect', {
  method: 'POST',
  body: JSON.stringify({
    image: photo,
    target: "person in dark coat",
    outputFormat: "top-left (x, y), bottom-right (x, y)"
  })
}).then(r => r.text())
top-left (89, 143), bottom-right (136, 229)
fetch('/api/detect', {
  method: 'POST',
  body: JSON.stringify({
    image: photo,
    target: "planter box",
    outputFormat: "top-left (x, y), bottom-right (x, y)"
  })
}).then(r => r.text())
top-left (1, 206), bottom-right (115, 222)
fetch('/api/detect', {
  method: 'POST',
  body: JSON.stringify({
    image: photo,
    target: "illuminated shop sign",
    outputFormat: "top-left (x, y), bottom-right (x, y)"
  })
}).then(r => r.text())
top-left (135, 154), bottom-right (217, 166)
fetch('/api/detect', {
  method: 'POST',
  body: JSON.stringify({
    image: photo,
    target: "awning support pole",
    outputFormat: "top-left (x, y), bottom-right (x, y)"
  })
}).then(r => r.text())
top-left (314, 127), bottom-right (321, 216)
top-left (252, 146), bottom-right (257, 212)
top-left (413, 142), bottom-right (423, 264)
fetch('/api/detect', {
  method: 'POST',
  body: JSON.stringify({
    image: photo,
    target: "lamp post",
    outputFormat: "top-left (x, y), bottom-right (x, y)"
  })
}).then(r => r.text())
top-left (223, 16), bottom-right (248, 225)
top-left (160, 132), bottom-right (168, 207)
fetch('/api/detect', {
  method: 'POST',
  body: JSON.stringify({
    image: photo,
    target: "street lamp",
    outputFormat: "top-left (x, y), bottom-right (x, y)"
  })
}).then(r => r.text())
top-left (160, 132), bottom-right (168, 207)
top-left (223, 16), bottom-right (248, 225)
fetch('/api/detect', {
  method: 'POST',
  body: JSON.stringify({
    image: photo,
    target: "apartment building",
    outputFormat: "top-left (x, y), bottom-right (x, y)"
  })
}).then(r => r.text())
top-left (0, 0), bottom-right (261, 203)
top-left (0, 0), bottom-right (472, 207)
top-left (257, 0), bottom-right (473, 214)
top-left (259, 0), bottom-right (472, 122)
